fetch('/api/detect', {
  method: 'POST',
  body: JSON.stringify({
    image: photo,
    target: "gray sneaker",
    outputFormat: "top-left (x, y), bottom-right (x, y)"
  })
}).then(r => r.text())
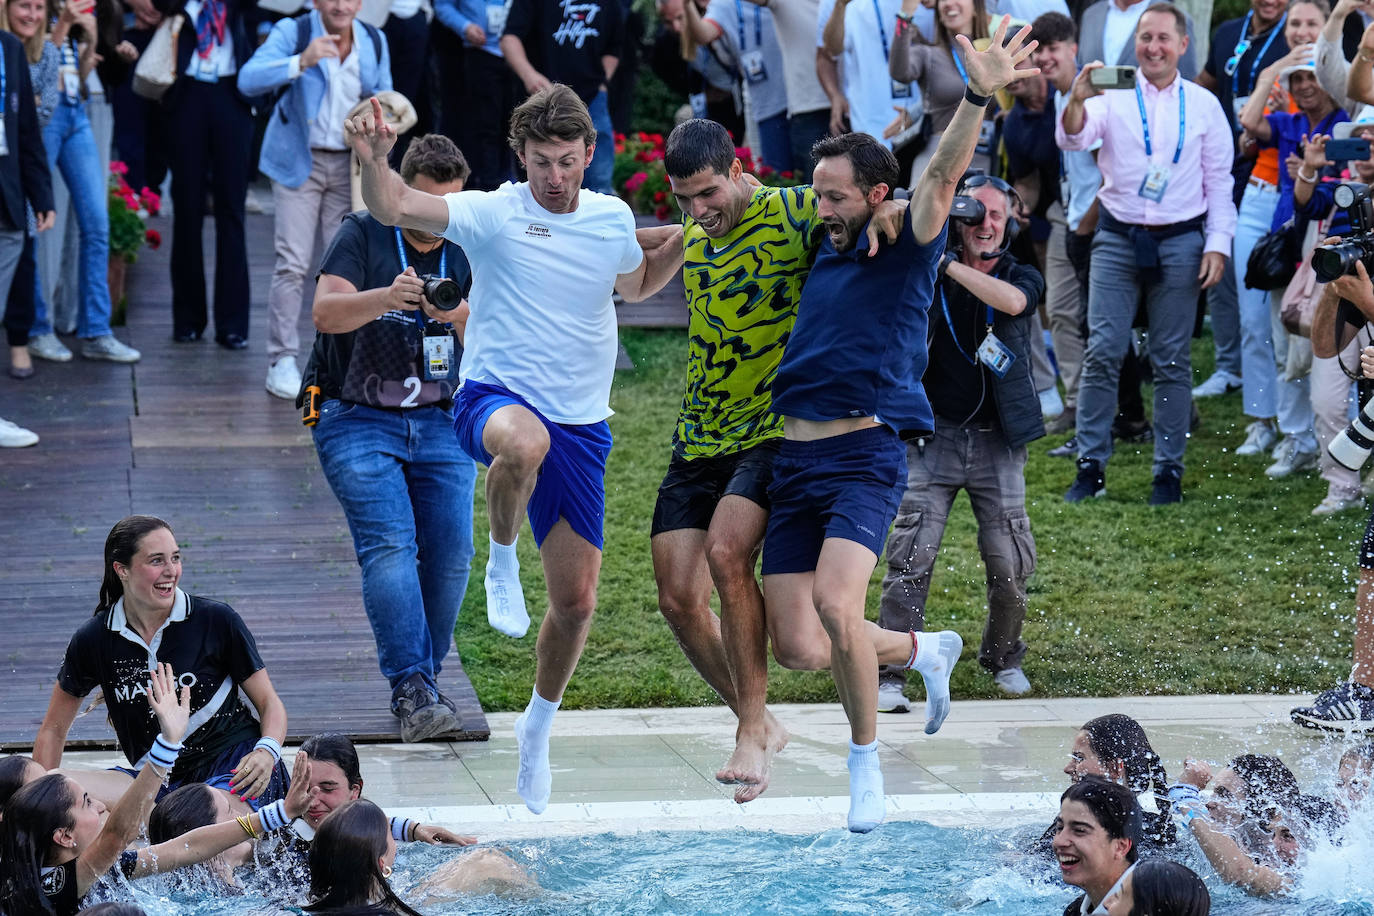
top-left (391, 673), bottom-right (460, 742)
top-left (1265, 437), bottom-right (1318, 479)
top-left (877, 681), bottom-right (910, 713)
top-left (80, 335), bottom-right (141, 363)
top-left (27, 332), bottom-right (72, 362)
top-left (994, 667), bottom-right (1032, 695)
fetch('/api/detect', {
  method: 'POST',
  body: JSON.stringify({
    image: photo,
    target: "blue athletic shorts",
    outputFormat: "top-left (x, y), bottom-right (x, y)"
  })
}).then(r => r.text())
top-left (453, 380), bottom-right (613, 549)
top-left (761, 425), bottom-right (907, 575)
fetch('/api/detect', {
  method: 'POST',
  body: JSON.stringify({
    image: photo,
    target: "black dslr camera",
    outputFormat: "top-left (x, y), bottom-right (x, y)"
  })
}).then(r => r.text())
top-left (419, 274), bottom-right (462, 311)
top-left (1312, 183), bottom-right (1374, 282)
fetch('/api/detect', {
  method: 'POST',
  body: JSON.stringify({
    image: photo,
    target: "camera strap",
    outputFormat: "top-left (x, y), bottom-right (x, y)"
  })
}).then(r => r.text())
top-left (394, 228), bottom-right (448, 337)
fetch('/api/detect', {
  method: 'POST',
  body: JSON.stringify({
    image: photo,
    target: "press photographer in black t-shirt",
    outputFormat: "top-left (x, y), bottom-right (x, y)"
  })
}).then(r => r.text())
top-left (875, 175), bottom-right (1046, 712)
top-left (300, 134), bottom-right (478, 744)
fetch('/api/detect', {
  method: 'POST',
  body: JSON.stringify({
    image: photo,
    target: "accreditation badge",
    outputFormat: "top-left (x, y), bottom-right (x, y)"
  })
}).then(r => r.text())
top-left (422, 334), bottom-right (454, 381)
top-left (976, 330), bottom-right (1016, 378)
top-left (1138, 164), bottom-right (1171, 203)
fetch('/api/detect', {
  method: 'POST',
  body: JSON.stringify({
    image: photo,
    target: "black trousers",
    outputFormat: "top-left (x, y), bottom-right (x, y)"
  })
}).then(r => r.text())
top-left (384, 9), bottom-right (431, 166)
top-left (454, 48), bottom-right (518, 191)
top-left (168, 79), bottom-right (252, 342)
top-left (3, 233), bottom-right (35, 347)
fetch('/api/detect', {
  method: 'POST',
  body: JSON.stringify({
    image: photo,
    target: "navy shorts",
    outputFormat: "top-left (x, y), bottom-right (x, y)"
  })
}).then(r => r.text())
top-left (453, 380), bottom-right (613, 550)
top-left (761, 425), bottom-right (907, 575)
top-left (111, 735), bottom-right (290, 810)
top-left (650, 441), bottom-right (780, 536)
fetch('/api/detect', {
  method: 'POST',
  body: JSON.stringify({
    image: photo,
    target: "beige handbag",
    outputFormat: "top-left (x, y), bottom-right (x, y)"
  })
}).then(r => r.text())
top-left (131, 15), bottom-right (183, 101)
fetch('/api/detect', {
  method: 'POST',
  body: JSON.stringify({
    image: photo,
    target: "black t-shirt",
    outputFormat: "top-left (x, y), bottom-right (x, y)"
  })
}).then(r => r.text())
top-left (503, 0), bottom-right (625, 103)
top-left (1002, 100), bottom-right (1060, 220)
top-left (1205, 15), bottom-right (1289, 142)
top-left (40, 851), bottom-right (138, 916)
top-left (925, 255), bottom-right (1044, 427)
top-left (56, 594), bottom-right (265, 783)
top-left (304, 213), bottom-right (473, 410)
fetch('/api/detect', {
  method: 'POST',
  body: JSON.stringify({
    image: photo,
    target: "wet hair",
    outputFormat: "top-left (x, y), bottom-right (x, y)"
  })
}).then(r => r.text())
top-left (1060, 777), bottom-right (1144, 864)
top-left (77, 905), bottom-right (148, 916)
top-left (1230, 754), bottom-right (1300, 821)
top-left (0, 774), bottom-right (79, 916)
top-left (1080, 715), bottom-right (1175, 846)
top-left (96, 515), bottom-right (174, 615)
top-left (305, 800), bottom-right (420, 915)
top-left (0, 756), bottom-right (37, 810)
top-left (1029, 11), bottom-right (1075, 45)
top-left (148, 783), bottom-right (219, 845)
top-left (1137, 2), bottom-right (1187, 37)
top-left (664, 119), bottom-right (736, 180)
top-left (300, 733), bottom-right (364, 791)
top-left (1127, 859), bottom-right (1210, 916)
top-left (507, 84), bottom-right (597, 155)
top-left (399, 133), bottom-right (470, 186)
top-left (811, 133), bottom-right (899, 197)
top-left (933, 0), bottom-right (989, 49)
top-left (1292, 792), bottom-right (1344, 835)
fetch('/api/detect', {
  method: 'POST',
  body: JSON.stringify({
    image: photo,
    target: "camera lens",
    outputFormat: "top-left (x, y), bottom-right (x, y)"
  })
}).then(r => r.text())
top-left (1312, 244), bottom-right (1356, 284)
top-left (422, 276), bottom-right (462, 311)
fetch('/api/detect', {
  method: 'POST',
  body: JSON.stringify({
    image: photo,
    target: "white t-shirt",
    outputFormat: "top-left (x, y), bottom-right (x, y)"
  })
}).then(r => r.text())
top-left (1102, 0), bottom-right (1150, 67)
top-left (824, 0), bottom-right (926, 148)
top-left (759, 0), bottom-right (830, 116)
top-left (443, 182), bottom-right (643, 424)
top-left (1054, 90), bottom-right (1102, 230)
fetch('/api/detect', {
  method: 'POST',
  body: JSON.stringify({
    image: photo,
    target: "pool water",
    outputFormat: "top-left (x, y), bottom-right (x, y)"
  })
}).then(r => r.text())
top-left (98, 816), bottom-right (1374, 915)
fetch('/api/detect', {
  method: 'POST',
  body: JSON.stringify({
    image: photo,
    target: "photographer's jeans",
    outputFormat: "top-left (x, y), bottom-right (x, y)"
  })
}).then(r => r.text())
top-left (30, 100), bottom-right (113, 340)
top-left (1234, 183), bottom-right (1316, 444)
top-left (268, 151), bottom-right (352, 363)
top-left (313, 400), bottom-right (477, 692)
top-left (1077, 226), bottom-right (1202, 475)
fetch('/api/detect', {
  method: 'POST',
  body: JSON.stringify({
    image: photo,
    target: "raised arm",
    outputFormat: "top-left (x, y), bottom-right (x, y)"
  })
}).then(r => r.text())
top-left (614, 224), bottom-right (684, 301)
top-left (345, 97), bottom-right (451, 233)
top-left (818, 50), bottom-right (848, 136)
top-left (910, 16), bottom-right (1040, 244)
top-left (1189, 820), bottom-right (1289, 897)
top-left (683, 0), bottom-right (723, 49)
top-left (1349, 21), bottom-right (1374, 106)
top-left (890, 0), bottom-right (924, 83)
top-left (822, 0), bottom-right (847, 60)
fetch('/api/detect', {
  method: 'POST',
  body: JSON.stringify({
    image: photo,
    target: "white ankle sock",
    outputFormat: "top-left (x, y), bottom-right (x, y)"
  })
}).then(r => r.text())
top-left (485, 535), bottom-right (530, 638)
top-left (514, 689), bottom-right (560, 815)
top-left (846, 740), bottom-right (884, 833)
top-left (907, 630), bottom-right (963, 735)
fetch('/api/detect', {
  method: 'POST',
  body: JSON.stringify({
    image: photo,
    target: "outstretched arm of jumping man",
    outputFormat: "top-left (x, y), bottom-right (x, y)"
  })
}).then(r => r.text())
top-left (345, 97), bottom-right (450, 233)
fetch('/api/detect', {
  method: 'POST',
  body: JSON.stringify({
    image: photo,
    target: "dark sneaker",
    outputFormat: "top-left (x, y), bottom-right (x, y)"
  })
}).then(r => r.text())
top-left (436, 688), bottom-right (465, 730)
top-left (1047, 435), bottom-right (1078, 459)
top-left (1112, 417), bottom-right (1153, 443)
top-left (1064, 458), bottom-right (1106, 502)
top-left (391, 673), bottom-right (460, 742)
top-left (1149, 466), bottom-right (1182, 506)
top-left (1045, 408), bottom-right (1076, 436)
top-left (1290, 682), bottom-right (1374, 733)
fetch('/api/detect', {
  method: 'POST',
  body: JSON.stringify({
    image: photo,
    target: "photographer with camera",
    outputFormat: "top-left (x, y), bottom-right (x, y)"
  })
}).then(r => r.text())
top-left (298, 134), bottom-right (476, 744)
top-left (876, 174), bottom-right (1045, 702)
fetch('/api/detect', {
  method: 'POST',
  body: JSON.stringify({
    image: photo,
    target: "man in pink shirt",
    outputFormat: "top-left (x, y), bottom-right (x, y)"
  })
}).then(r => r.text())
top-left (1056, 2), bottom-right (1236, 505)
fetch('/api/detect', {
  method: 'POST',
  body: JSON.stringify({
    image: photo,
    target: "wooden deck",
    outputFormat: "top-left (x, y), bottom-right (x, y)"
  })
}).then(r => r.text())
top-left (0, 208), bottom-right (502, 750)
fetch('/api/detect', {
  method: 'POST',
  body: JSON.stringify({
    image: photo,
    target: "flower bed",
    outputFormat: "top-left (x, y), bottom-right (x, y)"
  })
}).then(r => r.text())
top-left (108, 161), bottom-right (161, 264)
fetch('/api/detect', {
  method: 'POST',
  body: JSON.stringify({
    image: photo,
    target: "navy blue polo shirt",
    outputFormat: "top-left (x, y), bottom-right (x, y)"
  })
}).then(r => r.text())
top-left (1261, 108), bottom-right (1349, 230)
top-left (772, 207), bottom-right (945, 440)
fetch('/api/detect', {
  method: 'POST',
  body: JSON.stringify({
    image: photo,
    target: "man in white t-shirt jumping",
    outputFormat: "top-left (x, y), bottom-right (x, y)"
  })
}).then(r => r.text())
top-left (345, 85), bottom-right (684, 814)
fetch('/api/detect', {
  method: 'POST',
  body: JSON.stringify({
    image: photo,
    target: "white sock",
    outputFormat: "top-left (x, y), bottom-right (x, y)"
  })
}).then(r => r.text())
top-left (846, 740), bottom-right (884, 833)
top-left (908, 630), bottom-right (963, 735)
top-left (485, 535), bottom-right (530, 638)
top-left (514, 689), bottom-right (560, 815)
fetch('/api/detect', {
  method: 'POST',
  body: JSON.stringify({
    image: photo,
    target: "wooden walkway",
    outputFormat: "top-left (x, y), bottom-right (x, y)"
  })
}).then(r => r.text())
top-left (0, 208), bottom-right (502, 749)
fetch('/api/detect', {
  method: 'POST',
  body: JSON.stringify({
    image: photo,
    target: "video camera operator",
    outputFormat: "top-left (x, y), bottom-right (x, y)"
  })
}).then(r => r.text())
top-left (298, 133), bottom-right (478, 743)
top-left (876, 173), bottom-right (1046, 705)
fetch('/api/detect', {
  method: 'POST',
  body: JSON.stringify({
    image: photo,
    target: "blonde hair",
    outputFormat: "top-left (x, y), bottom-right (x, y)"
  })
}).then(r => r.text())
top-left (933, 0), bottom-right (991, 50)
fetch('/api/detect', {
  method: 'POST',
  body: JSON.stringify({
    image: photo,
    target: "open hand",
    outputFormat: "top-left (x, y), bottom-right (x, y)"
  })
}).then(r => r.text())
top-left (283, 750), bottom-right (316, 821)
top-left (344, 96), bottom-right (398, 162)
top-left (413, 824), bottom-right (478, 845)
top-left (866, 197), bottom-right (908, 256)
top-left (148, 663), bottom-right (191, 746)
top-left (955, 15), bottom-right (1040, 98)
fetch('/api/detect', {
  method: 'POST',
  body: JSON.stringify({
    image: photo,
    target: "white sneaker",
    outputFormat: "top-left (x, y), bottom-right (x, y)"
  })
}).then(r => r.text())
top-left (0, 417), bottom-right (38, 447)
top-left (1265, 437), bottom-right (1318, 479)
top-left (1235, 420), bottom-right (1279, 456)
top-left (877, 681), bottom-right (910, 713)
top-left (1039, 387), bottom-right (1065, 420)
top-left (265, 357), bottom-right (302, 400)
top-left (1313, 493), bottom-right (1363, 516)
top-left (994, 667), bottom-right (1032, 695)
top-left (1192, 370), bottom-right (1241, 397)
top-left (80, 334), bottom-right (141, 363)
top-left (27, 332), bottom-right (72, 362)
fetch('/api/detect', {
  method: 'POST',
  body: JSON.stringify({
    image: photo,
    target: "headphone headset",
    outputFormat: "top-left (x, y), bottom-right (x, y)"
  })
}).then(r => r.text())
top-left (954, 173), bottom-right (1023, 258)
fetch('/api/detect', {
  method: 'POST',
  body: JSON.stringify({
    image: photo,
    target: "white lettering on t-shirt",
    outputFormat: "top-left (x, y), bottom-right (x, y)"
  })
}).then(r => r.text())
top-left (553, 0), bottom-right (601, 47)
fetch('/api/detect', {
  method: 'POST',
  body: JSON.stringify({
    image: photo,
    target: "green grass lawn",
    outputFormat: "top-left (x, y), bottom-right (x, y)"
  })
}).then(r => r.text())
top-left (455, 327), bottom-right (1365, 711)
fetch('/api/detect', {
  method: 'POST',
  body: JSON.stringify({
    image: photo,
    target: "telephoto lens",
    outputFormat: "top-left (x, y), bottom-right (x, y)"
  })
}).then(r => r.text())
top-left (420, 275), bottom-right (462, 311)
top-left (1329, 396), bottom-right (1374, 470)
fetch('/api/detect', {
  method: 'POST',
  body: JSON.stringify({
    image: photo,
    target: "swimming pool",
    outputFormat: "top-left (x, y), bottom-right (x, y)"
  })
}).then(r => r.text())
top-left (98, 810), bottom-right (1374, 915)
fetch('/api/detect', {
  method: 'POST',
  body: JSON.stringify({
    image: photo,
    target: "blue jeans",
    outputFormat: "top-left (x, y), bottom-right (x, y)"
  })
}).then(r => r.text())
top-left (31, 101), bottom-right (113, 339)
top-left (586, 90), bottom-right (614, 195)
top-left (755, 111), bottom-right (792, 172)
top-left (313, 400), bottom-right (478, 692)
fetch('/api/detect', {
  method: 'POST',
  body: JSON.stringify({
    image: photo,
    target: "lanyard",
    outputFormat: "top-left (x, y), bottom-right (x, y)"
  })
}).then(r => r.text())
top-left (0, 41), bottom-right (6, 118)
top-left (394, 228), bottom-right (447, 335)
top-left (60, 41), bottom-right (79, 103)
top-left (734, 0), bottom-right (761, 50)
top-left (1135, 81), bottom-right (1185, 164)
top-left (873, 0), bottom-right (892, 61)
top-left (938, 283), bottom-right (994, 366)
top-left (1231, 10), bottom-right (1285, 100)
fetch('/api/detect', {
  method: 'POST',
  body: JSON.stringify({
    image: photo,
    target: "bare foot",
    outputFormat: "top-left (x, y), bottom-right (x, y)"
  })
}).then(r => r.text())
top-left (716, 713), bottom-right (789, 804)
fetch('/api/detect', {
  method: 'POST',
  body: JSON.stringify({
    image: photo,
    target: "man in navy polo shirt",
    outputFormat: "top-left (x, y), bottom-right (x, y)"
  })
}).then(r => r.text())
top-left (757, 16), bottom-right (1039, 833)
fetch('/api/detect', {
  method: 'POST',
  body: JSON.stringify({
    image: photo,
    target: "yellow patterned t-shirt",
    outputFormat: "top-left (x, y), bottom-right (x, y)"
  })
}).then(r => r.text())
top-left (674, 185), bottom-right (823, 459)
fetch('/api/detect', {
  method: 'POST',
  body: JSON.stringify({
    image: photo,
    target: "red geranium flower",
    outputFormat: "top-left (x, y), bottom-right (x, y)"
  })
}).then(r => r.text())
top-left (145, 229), bottom-right (161, 249)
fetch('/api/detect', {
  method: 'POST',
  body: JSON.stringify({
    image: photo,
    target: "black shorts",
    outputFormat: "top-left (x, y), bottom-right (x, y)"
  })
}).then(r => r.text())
top-left (651, 441), bottom-right (780, 536)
